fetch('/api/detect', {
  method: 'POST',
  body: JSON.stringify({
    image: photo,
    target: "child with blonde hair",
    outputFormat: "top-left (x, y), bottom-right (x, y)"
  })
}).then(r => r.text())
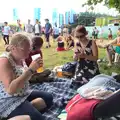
top-left (56, 36), bottom-right (66, 51)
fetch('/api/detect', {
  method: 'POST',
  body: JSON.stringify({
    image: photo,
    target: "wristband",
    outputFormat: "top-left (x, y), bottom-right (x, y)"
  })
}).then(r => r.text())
top-left (28, 68), bottom-right (35, 74)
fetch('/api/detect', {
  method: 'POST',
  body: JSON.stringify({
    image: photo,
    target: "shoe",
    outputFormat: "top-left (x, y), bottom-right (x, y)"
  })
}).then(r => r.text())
top-left (107, 63), bottom-right (112, 67)
top-left (46, 46), bottom-right (48, 48)
top-left (49, 45), bottom-right (51, 47)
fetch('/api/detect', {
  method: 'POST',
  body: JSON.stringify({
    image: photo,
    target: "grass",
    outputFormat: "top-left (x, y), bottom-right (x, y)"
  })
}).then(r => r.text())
top-left (0, 35), bottom-right (120, 75)
top-left (42, 37), bottom-right (120, 75)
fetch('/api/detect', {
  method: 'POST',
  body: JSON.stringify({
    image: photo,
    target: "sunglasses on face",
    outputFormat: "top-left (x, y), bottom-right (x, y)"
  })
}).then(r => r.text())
top-left (75, 35), bottom-right (85, 39)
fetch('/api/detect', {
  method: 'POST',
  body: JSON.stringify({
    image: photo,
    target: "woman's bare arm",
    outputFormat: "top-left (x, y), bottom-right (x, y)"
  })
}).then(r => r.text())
top-left (107, 38), bottom-right (117, 45)
top-left (0, 58), bottom-right (33, 95)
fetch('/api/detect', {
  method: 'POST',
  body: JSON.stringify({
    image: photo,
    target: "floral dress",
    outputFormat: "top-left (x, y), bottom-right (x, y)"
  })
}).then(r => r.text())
top-left (0, 52), bottom-right (32, 118)
top-left (72, 40), bottom-right (100, 88)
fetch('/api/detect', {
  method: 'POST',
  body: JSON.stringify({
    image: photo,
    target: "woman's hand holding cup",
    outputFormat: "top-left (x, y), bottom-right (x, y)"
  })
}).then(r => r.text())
top-left (29, 57), bottom-right (43, 72)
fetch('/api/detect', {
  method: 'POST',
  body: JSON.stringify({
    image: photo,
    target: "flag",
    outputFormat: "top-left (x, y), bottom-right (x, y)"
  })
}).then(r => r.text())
top-left (52, 8), bottom-right (58, 26)
top-left (13, 8), bottom-right (18, 20)
top-left (65, 12), bottom-right (69, 24)
top-left (34, 8), bottom-right (41, 20)
top-left (70, 10), bottom-right (75, 23)
top-left (59, 14), bottom-right (64, 27)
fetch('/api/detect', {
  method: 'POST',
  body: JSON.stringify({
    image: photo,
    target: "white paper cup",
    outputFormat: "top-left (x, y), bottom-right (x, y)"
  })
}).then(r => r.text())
top-left (31, 54), bottom-right (43, 73)
top-left (31, 54), bottom-right (41, 61)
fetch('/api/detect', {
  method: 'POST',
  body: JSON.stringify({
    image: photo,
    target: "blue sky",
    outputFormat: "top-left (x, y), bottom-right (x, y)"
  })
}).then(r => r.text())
top-left (0, 0), bottom-right (118, 25)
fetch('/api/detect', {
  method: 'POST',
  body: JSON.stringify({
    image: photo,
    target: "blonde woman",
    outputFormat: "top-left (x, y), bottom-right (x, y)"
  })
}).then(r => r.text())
top-left (0, 33), bottom-right (53, 120)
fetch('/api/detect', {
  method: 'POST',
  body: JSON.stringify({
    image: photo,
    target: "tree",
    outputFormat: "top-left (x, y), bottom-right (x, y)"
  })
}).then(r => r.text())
top-left (76, 12), bottom-right (112, 26)
top-left (83, 0), bottom-right (120, 12)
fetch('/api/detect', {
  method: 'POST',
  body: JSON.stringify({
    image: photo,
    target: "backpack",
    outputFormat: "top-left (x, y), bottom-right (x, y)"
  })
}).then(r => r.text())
top-left (66, 94), bottom-right (101, 120)
top-left (62, 62), bottom-right (77, 74)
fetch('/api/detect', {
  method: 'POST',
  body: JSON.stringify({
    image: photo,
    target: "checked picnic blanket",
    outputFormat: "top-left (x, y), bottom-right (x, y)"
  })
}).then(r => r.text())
top-left (30, 78), bottom-right (77, 120)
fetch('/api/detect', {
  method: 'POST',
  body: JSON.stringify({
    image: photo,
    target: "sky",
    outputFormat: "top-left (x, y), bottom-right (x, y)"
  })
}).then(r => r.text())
top-left (0, 0), bottom-right (119, 25)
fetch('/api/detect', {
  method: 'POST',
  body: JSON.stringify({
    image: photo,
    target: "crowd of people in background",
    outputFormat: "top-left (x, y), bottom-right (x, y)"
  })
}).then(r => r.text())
top-left (92, 26), bottom-right (114, 41)
top-left (1, 19), bottom-right (72, 48)
top-left (1, 18), bottom-right (120, 67)
top-left (1, 19), bottom-right (120, 68)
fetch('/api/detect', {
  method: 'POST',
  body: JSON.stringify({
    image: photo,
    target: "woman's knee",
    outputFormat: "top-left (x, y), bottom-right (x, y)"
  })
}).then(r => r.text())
top-left (31, 98), bottom-right (47, 111)
top-left (8, 101), bottom-right (45, 120)
top-left (30, 91), bottom-right (53, 108)
top-left (23, 115), bottom-right (31, 120)
top-left (8, 115), bottom-right (31, 120)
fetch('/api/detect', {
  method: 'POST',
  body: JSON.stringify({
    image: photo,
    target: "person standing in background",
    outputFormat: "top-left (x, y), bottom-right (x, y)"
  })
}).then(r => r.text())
top-left (94, 27), bottom-right (99, 40)
top-left (53, 23), bottom-right (59, 40)
top-left (16, 19), bottom-right (22, 32)
top-left (92, 28), bottom-right (95, 40)
top-left (45, 19), bottom-right (52, 48)
top-left (59, 27), bottom-right (62, 35)
top-left (33, 19), bottom-right (41, 36)
top-left (68, 25), bottom-right (72, 35)
top-left (108, 28), bottom-right (112, 40)
top-left (2, 22), bottom-right (10, 45)
top-left (25, 19), bottom-right (33, 33)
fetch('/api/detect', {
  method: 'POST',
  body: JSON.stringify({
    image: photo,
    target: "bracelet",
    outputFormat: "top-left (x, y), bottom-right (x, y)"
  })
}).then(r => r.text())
top-left (28, 68), bottom-right (35, 74)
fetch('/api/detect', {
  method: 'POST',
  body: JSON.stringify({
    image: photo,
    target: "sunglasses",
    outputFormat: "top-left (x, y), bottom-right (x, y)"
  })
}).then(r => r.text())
top-left (75, 35), bottom-right (85, 39)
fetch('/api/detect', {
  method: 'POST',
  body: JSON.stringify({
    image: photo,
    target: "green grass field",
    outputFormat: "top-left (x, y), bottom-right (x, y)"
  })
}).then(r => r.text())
top-left (0, 35), bottom-right (120, 75)
top-left (42, 37), bottom-right (120, 75)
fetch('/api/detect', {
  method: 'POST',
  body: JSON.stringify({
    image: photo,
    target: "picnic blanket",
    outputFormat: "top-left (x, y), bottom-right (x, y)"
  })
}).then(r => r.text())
top-left (30, 78), bottom-right (77, 120)
top-left (58, 109), bottom-right (67, 120)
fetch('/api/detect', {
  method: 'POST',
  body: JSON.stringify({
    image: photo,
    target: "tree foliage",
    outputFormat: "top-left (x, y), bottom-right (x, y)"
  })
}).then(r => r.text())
top-left (77, 12), bottom-right (112, 26)
top-left (83, 0), bottom-right (120, 12)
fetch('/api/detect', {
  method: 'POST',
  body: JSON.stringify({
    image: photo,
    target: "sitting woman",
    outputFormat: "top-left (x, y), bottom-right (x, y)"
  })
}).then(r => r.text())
top-left (72, 25), bottom-right (100, 88)
top-left (66, 35), bottom-right (74, 50)
top-left (103, 35), bottom-right (120, 66)
top-left (56, 36), bottom-right (66, 51)
top-left (0, 33), bottom-right (53, 120)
